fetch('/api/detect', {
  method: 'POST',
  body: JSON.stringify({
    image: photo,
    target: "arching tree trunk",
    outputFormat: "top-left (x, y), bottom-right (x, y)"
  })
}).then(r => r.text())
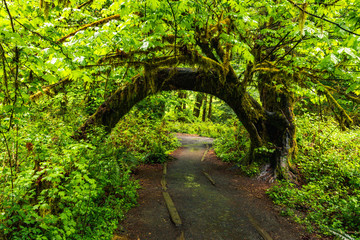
top-left (74, 68), bottom-right (295, 180)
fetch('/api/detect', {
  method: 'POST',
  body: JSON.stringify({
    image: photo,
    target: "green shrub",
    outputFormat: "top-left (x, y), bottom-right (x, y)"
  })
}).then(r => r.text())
top-left (111, 113), bottom-right (180, 161)
top-left (0, 125), bottom-right (139, 240)
top-left (142, 142), bottom-right (172, 164)
top-left (267, 114), bottom-right (360, 239)
top-left (213, 120), bottom-right (249, 163)
top-left (166, 120), bottom-right (234, 138)
top-left (0, 102), bottom-right (180, 239)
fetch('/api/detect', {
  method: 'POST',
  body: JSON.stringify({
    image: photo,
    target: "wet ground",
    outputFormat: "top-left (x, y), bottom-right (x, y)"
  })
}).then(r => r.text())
top-left (116, 134), bottom-right (317, 240)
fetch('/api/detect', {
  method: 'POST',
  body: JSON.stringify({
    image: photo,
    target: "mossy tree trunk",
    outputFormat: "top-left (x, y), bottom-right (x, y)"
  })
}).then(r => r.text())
top-left (193, 92), bottom-right (204, 118)
top-left (176, 90), bottom-right (187, 121)
top-left (258, 73), bottom-right (297, 179)
top-left (75, 68), bottom-right (295, 179)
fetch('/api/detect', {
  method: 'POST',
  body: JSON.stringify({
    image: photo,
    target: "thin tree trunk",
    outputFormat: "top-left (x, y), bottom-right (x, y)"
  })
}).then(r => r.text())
top-left (182, 92), bottom-right (187, 110)
top-left (176, 91), bottom-right (187, 110)
top-left (202, 94), bottom-right (207, 122)
top-left (207, 95), bottom-right (213, 120)
top-left (176, 90), bottom-right (187, 121)
top-left (193, 92), bottom-right (204, 118)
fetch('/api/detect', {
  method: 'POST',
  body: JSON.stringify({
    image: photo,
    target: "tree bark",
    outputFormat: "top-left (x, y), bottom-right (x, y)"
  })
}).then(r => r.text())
top-left (202, 94), bottom-right (207, 122)
top-left (74, 68), bottom-right (255, 139)
top-left (257, 73), bottom-right (297, 179)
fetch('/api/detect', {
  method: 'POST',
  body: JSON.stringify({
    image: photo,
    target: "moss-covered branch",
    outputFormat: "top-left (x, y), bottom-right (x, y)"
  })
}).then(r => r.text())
top-left (323, 87), bottom-right (353, 127)
top-left (98, 46), bottom-right (227, 83)
top-left (97, 47), bottom-right (172, 64)
top-left (30, 77), bottom-right (70, 101)
top-left (325, 85), bottom-right (360, 104)
top-left (77, 0), bottom-right (93, 9)
top-left (210, 37), bottom-right (238, 84)
top-left (57, 14), bottom-right (121, 43)
top-left (313, 79), bottom-right (353, 127)
top-left (301, 71), bottom-right (355, 127)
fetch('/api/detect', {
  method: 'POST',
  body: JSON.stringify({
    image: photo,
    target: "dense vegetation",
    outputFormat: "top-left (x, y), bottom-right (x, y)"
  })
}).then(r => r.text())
top-left (214, 112), bottom-right (360, 239)
top-left (1, 0), bottom-right (359, 239)
top-left (268, 115), bottom-right (360, 239)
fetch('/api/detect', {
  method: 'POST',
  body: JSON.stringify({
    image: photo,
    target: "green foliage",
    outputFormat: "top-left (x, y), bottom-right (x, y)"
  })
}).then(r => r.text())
top-left (0, 119), bottom-right (139, 239)
top-left (267, 114), bottom-right (360, 239)
top-left (0, 92), bottom-right (180, 239)
top-left (213, 119), bottom-right (249, 163)
top-left (142, 142), bottom-right (172, 164)
top-left (110, 111), bottom-right (180, 163)
top-left (166, 120), bottom-right (229, 138)
top-left (1, 0), bottom-right (360, 239)
top-left (239, 162), bottom-right (261, 177)
top-left (213, 121), bottom-right (262, 176)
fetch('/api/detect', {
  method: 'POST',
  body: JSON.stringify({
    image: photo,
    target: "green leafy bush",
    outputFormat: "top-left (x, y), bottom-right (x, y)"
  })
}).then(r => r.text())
top-left (110, 111), bottom-right (181, 162)
top-left (142, 142), bottom-right (172, 164)
top-left (0, 100), bottom-right (180, 239)
top-left (213, 120), bottom-right (249, 163)
top-left (166, 120), bottom-right (231, 138)
top-left (267, 114), bottom-right (360, 239)
top-left (0, 124), bottom-right (139, 239)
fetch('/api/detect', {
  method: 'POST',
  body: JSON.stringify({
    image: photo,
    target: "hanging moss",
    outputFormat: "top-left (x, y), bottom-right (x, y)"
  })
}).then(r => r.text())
top-left (312, 80), bottom-right (353, 128)
top-left (299, 2), bottom-right (308, 35)
top-left (324, 88), bottom-right (353, 128)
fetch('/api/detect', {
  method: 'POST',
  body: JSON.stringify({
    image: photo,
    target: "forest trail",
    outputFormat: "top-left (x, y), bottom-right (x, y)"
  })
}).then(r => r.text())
top-left (115, 134), bottom-right (314, 240)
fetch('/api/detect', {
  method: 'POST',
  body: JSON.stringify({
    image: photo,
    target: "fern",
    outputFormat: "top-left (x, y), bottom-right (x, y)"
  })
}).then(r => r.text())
top-left (328, 228), bottom-right (355, 240)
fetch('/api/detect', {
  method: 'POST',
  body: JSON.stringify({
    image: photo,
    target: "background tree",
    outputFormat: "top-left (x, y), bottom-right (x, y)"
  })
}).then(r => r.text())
top-left (193, 92), bottom-right (204, 118)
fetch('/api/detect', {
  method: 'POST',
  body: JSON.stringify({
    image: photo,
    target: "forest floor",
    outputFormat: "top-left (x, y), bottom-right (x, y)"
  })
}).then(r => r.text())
top-left (114, 134), bottom-right (323, 240)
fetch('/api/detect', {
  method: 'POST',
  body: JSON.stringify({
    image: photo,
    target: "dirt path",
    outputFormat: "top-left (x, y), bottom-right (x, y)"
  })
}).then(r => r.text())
top-left (115, 134), bottom-right (315, 240)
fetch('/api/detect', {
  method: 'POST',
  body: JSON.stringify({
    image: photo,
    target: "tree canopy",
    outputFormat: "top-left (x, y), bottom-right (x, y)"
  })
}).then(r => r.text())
top-left (1, 0), bottom-right (360, 178)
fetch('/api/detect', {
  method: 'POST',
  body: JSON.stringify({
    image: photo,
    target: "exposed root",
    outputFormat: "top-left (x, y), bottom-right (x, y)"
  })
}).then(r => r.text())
top-left (257, 163), bottom-right (298, 183)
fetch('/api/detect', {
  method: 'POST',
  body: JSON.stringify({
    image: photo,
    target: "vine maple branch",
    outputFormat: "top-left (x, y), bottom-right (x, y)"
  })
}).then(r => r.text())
top-left (287, 0), bottom-right (360, 37)
top-left (57, 14), bottom-right (121, 43)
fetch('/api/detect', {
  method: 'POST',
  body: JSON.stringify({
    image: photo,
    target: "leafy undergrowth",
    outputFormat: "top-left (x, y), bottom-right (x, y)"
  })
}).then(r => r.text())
top-left (267, 114), bottom-right (360, 239)
top-left (211, 121), bottom-right (260, 176)
top-left (111, 112), bottom-right (181, 165)
top-left (0, 105), bottom-right (179, 239)
top-left (212, 120), bottom-right (249, 162)
top-left (0, 125), bottom-right (138, 239)
top-left (210, 114), bottom-right (360, 238)
top-left (166, 120), bottom-right (234, 138)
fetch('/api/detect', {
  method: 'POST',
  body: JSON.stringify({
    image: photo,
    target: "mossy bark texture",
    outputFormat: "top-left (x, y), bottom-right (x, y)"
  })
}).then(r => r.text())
top-left (258, 73), bottom-right (297, 179)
